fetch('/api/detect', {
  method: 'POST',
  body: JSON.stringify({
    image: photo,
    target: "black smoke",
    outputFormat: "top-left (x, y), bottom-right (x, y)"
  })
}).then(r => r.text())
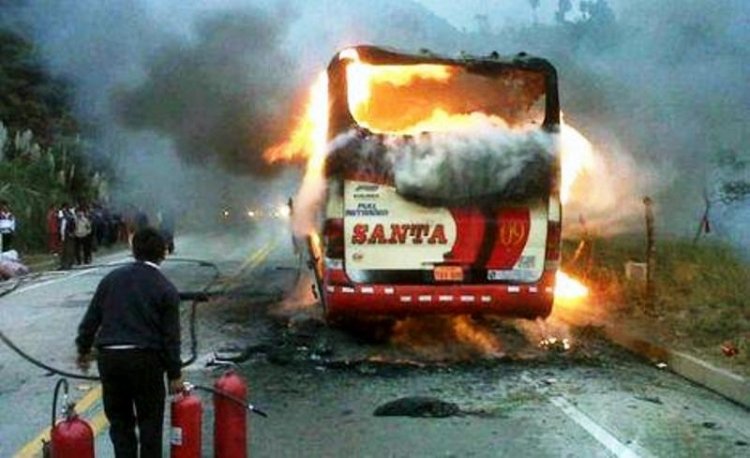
top-left (115, 8), bottom-right (294, 175)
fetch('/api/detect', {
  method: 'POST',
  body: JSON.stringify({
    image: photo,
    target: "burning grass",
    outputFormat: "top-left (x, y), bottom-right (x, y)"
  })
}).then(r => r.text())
top-left (562, 235), bottom-right (750, 376)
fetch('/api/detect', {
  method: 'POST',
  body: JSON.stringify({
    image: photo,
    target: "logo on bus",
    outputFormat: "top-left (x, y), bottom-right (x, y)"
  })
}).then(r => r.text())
top-left (499, 220), bottom-right (529, 247)
top-left (351, 223), bottom-right (449, 245)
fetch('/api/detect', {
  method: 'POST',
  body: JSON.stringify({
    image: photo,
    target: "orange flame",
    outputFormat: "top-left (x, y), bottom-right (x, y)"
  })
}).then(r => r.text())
top-left (266, 54), bottom-right (594, 194)
top-left (264, 72), bottom-right (329, 167)
top-left (342, 48), bottom-right (456, 133)
top-left (452, 315), bottom-right (504, 358)
top-left (264, 51), bottom-right (597, 241)
top-left (390, 316), bottom-right (503, 360)
top-left (554, 270), bottom-right (589, 302)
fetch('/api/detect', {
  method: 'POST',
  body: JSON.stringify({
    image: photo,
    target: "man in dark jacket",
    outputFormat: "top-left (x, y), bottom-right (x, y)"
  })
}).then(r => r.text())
top-left (76, 227), bottom-right (182, 458)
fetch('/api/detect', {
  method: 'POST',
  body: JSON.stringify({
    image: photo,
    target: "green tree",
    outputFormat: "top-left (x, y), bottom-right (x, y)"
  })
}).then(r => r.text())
top-left (0, 29), bottom-right (78, 146)
top-left (0, 27), bottom-right (102, 252)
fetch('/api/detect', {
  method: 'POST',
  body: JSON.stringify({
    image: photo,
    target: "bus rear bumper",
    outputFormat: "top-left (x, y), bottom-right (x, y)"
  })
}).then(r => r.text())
top-left (323, 273), bottom-right (556, 320)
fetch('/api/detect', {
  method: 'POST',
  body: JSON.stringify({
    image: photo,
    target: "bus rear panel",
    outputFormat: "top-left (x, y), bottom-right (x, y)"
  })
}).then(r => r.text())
top-left (317, 46), bottom-right (561, 320)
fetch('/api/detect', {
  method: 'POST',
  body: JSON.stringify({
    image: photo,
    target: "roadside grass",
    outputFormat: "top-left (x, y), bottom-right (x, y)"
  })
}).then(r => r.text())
top-left (561, 235), bottom-right (750, 376)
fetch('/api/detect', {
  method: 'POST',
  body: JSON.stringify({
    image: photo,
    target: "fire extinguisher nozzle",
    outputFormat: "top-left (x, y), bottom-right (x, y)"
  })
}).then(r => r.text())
top-left (248, 405), bottom-right (268, 417)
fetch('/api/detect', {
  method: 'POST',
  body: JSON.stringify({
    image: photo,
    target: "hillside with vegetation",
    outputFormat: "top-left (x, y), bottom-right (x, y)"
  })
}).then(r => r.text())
top-left (0, 27), bottom-right (104, 252)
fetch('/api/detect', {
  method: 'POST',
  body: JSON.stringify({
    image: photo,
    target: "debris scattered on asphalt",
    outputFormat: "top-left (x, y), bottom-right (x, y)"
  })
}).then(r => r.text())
top-left (539, 337), bottom-right (570, 352)
top-left (374, 396), bottom-right (460, 418)
top-left (214, 343), bottom-right (271, 364)
top-left (634, 395), bottom-right (663, 405)
top-left (266, 347), bottom-right (296, 366)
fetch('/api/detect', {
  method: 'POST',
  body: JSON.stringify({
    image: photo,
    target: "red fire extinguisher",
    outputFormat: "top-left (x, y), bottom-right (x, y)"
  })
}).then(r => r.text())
top-left (171, 385), bottom-right (203, 458)
top-left (45, 378), bottom-right (94, 458)
top-left (214, 371), bottom-right (248, 458)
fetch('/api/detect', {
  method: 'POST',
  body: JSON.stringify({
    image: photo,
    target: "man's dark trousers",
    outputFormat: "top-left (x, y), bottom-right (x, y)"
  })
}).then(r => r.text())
top-left (97, 349), bottom-right (166, 458)
top-left (60, 237), bottom-right (76, 269)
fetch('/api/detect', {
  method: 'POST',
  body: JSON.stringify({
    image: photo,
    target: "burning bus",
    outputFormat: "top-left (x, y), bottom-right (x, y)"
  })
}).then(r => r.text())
top-left (304, 45), bottom-right (563, 321)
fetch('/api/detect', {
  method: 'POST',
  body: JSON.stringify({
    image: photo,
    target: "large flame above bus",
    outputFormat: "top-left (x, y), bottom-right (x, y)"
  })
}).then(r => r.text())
top-left (264, 48), bottom-right (590, 301)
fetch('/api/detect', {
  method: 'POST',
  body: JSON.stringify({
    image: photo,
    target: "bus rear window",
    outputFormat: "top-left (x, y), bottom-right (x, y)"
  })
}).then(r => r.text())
top-left (345, 63), bottom-right (547, 134)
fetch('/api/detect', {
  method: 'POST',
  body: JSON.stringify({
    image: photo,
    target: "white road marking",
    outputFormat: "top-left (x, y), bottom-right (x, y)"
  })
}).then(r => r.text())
top-left (13, 256), bottom-right (131, 294)
top-left (519, 373), bottom-right (648, 458)
top-left (550, 396), bottom-right (642, 458)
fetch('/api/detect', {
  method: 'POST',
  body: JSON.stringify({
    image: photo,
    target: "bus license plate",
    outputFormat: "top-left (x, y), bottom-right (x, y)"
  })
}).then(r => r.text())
top-left (434, 266), bottom-right (463, 282)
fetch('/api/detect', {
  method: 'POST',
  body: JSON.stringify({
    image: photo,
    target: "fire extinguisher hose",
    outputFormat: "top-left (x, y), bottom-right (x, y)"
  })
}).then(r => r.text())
top-left (191, 384), bottom-right (268, 417)
top-left (51, 378), bottom-right (71, 429)
top-left (0, 257), bottom-right (221, 381)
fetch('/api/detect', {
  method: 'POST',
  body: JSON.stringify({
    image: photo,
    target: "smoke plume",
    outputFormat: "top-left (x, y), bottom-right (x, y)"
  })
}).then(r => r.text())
top-left (115, 7), bottom-right (294, 175)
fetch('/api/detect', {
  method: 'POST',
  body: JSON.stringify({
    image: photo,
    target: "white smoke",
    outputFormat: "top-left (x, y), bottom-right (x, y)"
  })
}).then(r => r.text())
top-left (561, 124), bottom-right (660, 235)
top-left (385, 114), bottom-right (555, 203)
top-left (291, 171), bottom-right (326, 238)
top-left (289, 130), bottom-right (360, 238)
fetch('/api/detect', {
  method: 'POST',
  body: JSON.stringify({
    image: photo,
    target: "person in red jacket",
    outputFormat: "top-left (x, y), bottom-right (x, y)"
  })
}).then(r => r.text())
top-left (46, 203), bottom-right (61, 254)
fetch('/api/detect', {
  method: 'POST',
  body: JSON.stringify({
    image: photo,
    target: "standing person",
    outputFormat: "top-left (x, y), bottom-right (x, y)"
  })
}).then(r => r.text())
top-left (74, 206), bottom-right (94, 265)
top-left (46, 203), bottom-right (61, 254)
top-left (106, 207), bottom-right (120, 247)
top-left (59, 203), bottom-right (77, 269)
top-left (75, 227), bottom-right (183, 458)
top-left (91, 203), bottom-right (106, 250)
top-left (158, 209), bottom-right (176, 254)
top-left (0, 200), bottom-right (16, 252)
top-left (123, 205), bottom-right (137, 247)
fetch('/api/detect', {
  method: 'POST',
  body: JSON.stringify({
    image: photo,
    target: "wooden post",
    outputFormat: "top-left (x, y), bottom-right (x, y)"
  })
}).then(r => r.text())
top-left (693, 189), bottom-right (711, 243)
top-left (643, 197), bottom-right (655, 311)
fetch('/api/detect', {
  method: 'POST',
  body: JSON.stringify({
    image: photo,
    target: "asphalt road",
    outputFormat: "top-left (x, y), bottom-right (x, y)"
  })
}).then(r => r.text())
top-left (1, 227), bottom-right (749, 457)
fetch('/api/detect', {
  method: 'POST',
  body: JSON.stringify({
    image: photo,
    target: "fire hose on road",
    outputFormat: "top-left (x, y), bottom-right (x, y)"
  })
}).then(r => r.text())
top-left (0, 257), bottom-right (222, 380)
top-left (2, 256), bottom-right (268, 456)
